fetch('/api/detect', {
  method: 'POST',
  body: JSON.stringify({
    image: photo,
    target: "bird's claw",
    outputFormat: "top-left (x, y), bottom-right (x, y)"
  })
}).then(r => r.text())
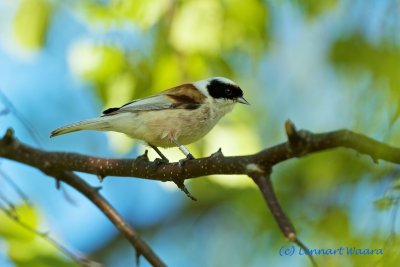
top-left (154, 158), bottom-right (169, 165)
top-left (179, 153), bottom-right (194, 168)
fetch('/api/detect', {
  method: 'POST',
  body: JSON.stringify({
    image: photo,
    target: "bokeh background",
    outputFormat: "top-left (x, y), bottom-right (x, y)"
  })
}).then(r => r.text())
top-left (1, 0), bottom-right (400, 266)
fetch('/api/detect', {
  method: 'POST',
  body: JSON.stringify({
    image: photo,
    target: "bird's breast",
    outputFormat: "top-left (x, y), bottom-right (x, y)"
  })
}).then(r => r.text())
top-left (114, 102), bottom-right (234, 147)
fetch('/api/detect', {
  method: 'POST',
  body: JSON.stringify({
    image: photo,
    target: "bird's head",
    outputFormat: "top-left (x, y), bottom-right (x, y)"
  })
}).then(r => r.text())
top-left (195, 77), bottom-right (249, 105)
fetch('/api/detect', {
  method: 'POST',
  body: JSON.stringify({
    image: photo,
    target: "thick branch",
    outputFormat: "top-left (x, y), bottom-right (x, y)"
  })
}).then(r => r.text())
top-left (0, 125), bottom-right (399, 183)
top-left (1, 122), bottom-right (399, 266)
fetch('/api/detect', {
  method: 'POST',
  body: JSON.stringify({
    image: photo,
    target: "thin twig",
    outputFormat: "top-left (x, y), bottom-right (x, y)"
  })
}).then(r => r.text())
top-left (0, 130), bottom-right (166, 267)
top-left (250, 171), bottom-right (296, 240)
top-left (0, 89), bottom-right (43, 147)
top-left (249, 171), bottom-right (318, 267)
top-left (0, 168), bottom-right (32, 206)
top-left (294, 238), bottom-right (318, 267)
top-left (0, 108), bottom-right (9, 115)
top-left (0, 192), bottom-right (17, 214)
top-left (0, 204), bottom-right (97, 266)
top-left (55, 171), bottom-right (166, 267)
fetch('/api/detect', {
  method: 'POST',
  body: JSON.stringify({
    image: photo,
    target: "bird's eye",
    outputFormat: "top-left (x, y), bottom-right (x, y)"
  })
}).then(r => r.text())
top-left (225, 88), bottom-right (232, 95)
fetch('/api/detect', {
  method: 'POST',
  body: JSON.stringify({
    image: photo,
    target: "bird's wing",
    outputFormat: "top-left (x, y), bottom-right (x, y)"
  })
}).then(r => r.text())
top-left (101, 83), bottom-right (206, 116)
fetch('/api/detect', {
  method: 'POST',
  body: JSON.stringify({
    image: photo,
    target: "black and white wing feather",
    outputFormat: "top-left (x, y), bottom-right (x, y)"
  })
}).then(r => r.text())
top-left (101, 83), bottom-right (206, 116)
top-left (50, 83), bottom-right (207, 137)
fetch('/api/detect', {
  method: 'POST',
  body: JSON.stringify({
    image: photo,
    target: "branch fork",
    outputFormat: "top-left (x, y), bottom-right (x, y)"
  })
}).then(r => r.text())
top-left (1, 120), bottom-right (399, 267)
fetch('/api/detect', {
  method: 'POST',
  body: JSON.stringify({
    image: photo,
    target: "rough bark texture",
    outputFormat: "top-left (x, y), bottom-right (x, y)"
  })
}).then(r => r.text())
top-left (1, 121), bottom-right (398, 266)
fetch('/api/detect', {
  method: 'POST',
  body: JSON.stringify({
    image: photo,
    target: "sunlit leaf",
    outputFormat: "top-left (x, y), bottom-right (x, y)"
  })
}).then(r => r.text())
top-left (68, 41), bottom-right (126, 85)
top-left (105, 72), bottom-right (136, 107)
top-left (80, 0), bottom-right (170, 29)
top-left (110, 0), bottom-right (170, 29)
top-left (13, 0), bottom-right (52, 50)
top-left (170, 0), bottom-right (223, 55)
top-left (222, 0), bottom-right (268, 54)
top-left (0, 205), bottom-right (37, 241)
top-left (0, 205), bottom-right (75, 267)
top-left (170, 0), bottom-right (268, 55)
top-left (150, 53), bottom-right (184, 91)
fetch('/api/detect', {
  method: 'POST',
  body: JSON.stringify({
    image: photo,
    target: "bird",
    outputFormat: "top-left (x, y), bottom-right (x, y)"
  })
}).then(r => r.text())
top-left (50, 77), bottom-right (249, 163)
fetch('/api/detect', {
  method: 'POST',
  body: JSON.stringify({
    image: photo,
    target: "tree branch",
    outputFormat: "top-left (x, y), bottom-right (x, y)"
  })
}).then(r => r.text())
top-left (56, 172), bottom-right (165, 267)
top-left (0, 203), bottom-right (96, 266)
top-left (1, 122), bottom-right (398, 184)
top-left (1, 120), bottom-right (399, 266)
top-left (0, 129), bottom-right (166, 267)
top-left (249, 169), bottom-right (317, 267)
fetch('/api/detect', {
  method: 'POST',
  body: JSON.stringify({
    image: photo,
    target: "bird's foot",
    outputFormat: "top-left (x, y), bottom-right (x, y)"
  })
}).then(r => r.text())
top-left (175, 153), bottom-right (197, 200)
top-left (178, 153), bottom-right (195, 168)
top-left (154, 157), bottom-right (169, 166)
top-left (148, 144), bottom-right (169, 166)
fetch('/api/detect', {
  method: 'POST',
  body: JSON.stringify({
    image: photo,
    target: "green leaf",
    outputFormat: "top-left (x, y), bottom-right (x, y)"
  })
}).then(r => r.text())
top-left (0, 205), bottom-right (77, 267)
top-left (13, 0), bottom-right (52, 50)
top-left (80, 0), bottom-right (170, 29)
top-left (69, 43), bottom-right (126, 84)
top-left (298, 0), bottom-right (338, 18)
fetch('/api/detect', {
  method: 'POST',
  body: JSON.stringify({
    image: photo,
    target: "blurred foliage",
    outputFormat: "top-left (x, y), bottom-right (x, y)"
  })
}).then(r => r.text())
top-left (68, 41), bottom-right (133, 104)
top-left (13, 0), bottom-right (52, 50)
top-left (0, 205), bottom-right (76, 267)
top-left (73, 0), bottom-right (269, 104)
top-left (4, 0), bottom-right (400, 266)
top-left (374, 178), bottom-right (400, 211)
top-left (330, 33), bottom-right (400, 120)
top-left (374, 196), bottom-right (397, 211)
top-left (297, 0), bottom-right (338, 18)
top-left (65, 0), bottom-right (270, 157)
top-left (331, 34), bottom-right (400, 92)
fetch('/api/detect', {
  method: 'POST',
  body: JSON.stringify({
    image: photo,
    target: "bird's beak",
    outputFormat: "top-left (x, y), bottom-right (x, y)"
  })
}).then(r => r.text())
top-left (238, 97), bottom-right (250, 105)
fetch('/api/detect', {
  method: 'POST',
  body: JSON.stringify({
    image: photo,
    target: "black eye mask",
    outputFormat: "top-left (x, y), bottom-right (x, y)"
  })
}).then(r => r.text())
top-left (206, 79), bottom-right (243, 100)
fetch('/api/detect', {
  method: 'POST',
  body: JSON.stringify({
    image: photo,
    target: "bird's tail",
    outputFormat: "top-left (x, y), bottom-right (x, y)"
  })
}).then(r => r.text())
top-left (50, 117), bottom-right (111, 138)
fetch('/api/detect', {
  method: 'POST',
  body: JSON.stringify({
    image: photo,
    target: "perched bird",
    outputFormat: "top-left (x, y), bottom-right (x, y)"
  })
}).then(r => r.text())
top-left (50, 77), bottom-right (249, 163)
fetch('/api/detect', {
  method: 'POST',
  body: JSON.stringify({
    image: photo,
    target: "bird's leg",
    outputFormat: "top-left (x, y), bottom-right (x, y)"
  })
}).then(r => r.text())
top-left (172, 140), bottom-right (195, 167)
top-left (149, 144), bottom-right (169, 165)
top-left (168, 140), bottom-right (197, 201)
